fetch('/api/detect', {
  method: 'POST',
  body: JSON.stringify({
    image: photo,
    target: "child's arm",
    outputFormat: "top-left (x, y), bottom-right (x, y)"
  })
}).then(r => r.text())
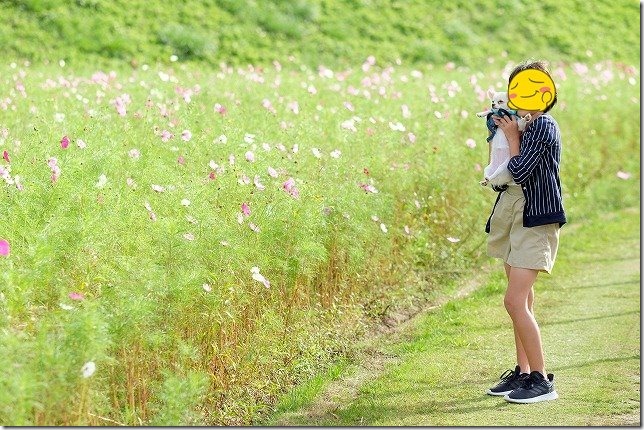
top-left (506, 117), bottom-right (558, 184)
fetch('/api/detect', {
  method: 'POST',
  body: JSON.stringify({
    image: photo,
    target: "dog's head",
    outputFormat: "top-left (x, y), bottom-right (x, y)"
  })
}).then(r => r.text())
top-left (487, 89), bottom-right (510, 110)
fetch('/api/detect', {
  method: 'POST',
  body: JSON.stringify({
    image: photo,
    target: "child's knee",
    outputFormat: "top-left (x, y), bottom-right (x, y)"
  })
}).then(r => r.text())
top-left (503, 293), bottom-right (525, 316)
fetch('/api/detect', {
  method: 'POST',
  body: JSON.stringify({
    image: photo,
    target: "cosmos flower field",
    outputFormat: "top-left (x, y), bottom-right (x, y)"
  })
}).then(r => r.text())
top-left (0, 56), bottom-right (639, 425)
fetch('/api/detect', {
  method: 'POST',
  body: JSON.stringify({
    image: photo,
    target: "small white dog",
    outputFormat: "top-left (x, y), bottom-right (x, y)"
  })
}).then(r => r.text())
top-left (476, 90), bottom-right (531, 188)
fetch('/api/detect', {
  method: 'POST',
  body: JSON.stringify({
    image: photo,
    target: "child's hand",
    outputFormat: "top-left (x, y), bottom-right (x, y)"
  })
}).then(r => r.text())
top-left (492, 114), bottom-right (521, 156)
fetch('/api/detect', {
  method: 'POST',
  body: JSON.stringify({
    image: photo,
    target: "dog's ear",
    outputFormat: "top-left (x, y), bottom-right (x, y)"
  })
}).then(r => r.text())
top-left (487, 88), bottom-right (495, 99)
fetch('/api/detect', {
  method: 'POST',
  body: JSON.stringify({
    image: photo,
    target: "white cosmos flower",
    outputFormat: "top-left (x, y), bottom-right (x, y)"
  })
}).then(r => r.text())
top-left (96, 174), bottom-right (108, 188)
top-left (81, 361), bottom-right (96, 378)
top-left (251, 267), bottom-right (270, 288)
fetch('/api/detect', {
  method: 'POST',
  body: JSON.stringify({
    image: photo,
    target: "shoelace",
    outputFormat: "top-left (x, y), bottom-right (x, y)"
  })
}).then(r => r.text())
top-left (498, 368), bottom-right (516, 383)
top-left (518, 372), bottom-right (540, 389)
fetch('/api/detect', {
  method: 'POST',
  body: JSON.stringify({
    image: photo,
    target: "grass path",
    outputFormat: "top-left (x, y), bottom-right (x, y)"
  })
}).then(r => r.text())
top-left (266, 207), bottom-right (640, 426)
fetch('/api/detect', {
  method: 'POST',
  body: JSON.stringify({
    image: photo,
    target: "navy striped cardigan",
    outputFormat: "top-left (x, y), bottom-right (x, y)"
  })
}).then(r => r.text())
top-left (485, 114), bottom-right (567, 233)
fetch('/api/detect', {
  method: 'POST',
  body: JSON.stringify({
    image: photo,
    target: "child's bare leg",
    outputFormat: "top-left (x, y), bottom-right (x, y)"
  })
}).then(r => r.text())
top-left (504, 266), bottom-right (546, 376)
top-left (504, 263), bottom-right (533, 373)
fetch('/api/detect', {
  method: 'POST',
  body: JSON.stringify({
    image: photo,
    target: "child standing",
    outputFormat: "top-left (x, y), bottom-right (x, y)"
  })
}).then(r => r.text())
top-left (484, 60), bottom-right (566, 404)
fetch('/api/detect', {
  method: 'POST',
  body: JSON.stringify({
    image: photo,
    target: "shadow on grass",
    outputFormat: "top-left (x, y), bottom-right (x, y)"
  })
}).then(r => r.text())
top-left (571, 255), bottom-right (640, 264)
top-left (316, 394), bottom-right (511, 426)
top-left (560, 279), bottom-right (640, 291)
top-left (464, 309), bottom-right (639, 334)
top-left (311, 354), bottom-right (639, 426)
top-left (542, 309), bottom-right (639, 327)
top-left (551, 354), bottom-right (640, 372)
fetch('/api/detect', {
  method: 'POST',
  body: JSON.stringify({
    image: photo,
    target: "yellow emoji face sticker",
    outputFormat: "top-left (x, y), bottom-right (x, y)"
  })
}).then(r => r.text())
top-left (507, 69), bottom-right (556, 111)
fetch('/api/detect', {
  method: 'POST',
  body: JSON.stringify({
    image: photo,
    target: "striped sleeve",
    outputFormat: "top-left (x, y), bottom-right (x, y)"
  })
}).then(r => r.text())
top-left (507, 117), bottom-right (557, 184)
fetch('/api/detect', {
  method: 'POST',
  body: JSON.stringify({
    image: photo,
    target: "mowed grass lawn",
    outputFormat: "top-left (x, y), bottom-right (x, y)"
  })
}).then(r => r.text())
top-left (268, 207), bottom-right (640, 426)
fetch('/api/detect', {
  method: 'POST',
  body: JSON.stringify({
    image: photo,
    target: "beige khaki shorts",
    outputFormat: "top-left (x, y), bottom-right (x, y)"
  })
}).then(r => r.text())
top-left (487, 185), bottom-right (560, 273)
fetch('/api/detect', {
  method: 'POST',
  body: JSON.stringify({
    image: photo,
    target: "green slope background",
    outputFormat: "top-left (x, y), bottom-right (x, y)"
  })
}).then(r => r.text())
top-left (0, 0), bottom-right (639, 425)
top-left (0, 0), bottom-right (639, 69)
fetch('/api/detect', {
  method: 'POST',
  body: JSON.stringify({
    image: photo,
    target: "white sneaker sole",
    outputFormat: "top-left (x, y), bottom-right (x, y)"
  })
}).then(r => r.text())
top-left (503, 390), bottom-right (559, 403)
top-left (486, 389), bottom-right (512, 396)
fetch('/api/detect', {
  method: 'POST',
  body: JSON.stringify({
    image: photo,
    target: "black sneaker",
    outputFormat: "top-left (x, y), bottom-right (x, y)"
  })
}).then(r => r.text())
top-left (486, 365), bottom-right (529, 396)
top-left (504, 371), bottom-right (559, 403)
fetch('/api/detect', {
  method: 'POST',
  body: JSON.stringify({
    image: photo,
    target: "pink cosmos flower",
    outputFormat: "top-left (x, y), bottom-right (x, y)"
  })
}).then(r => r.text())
top-left (48, 158), bottom-right (61, 183)
top-left (288, 101), bottom-right (299, 114)
top-left (241, 202), bottom-right (251, 217)
top-left (69, 292), bottom-right (84, 301)
top-left (0, 239), bottom-right (9, 256)
top-left (360, 183), bottom-right (379, 194)
top-left (181, 130), bottom-right (192, 141)
top-left (466, 138), bottom-right (477, 148)
top-left (262, 99), bottom-right (276, 114)
top-left (160, 130), bottom-right (173, 142)
top-left (238, 174), bottom-right (251, 185)
top-left (283, 177), bottom-right (300, 198)
top-left (177, 156), bottom-right (186, 165)
top-left (245, 151), bottom-right (255, 162)
top-left (60, 135), bottom-right (70, 149)
top-left (115, 98), bottom-right (127, 116)
top-left (2, 150), bottom-right (9, 163)
top-left (128, 148), bottom-right (141, 159)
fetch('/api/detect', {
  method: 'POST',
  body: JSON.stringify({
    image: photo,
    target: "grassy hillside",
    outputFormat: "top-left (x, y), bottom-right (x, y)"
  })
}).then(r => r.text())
top-left (0, 0), bottom-right (639, 68)
top-left (0, 0), bottom-right (639, 426)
